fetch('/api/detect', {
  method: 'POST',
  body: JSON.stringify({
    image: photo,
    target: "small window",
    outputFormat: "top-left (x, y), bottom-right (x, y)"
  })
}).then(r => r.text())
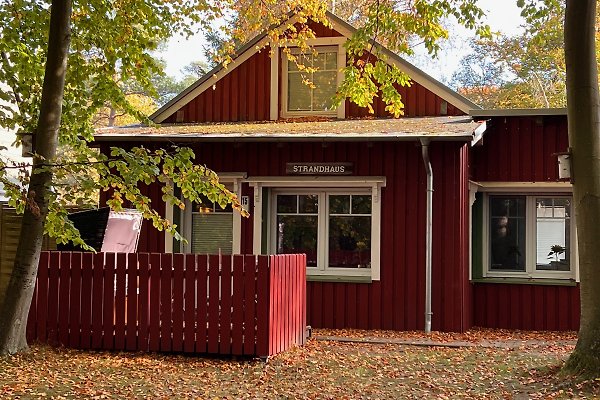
top-left (285, 48), bottom-right (339, 115)
top-left (485, 194), bottom-right (575, 279)
top-left (191, 195), bottom-right (233, 254)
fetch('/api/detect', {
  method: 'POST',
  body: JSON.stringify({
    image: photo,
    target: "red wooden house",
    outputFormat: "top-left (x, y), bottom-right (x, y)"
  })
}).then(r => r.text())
top-left (95, 12), bottom-right (578, 332)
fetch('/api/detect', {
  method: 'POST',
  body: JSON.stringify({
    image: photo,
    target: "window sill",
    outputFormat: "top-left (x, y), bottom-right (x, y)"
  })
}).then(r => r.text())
top-left (471, 277), bottom-right (577, 286)
top-left (307, 274), bottom-right (372, 283)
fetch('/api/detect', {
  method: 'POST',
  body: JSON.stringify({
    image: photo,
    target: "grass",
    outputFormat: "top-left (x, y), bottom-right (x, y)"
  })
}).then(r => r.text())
top-left (0, 330), bottom-right (597, 399)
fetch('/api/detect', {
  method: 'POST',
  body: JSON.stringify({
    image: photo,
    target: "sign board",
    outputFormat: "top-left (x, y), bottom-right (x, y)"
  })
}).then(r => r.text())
top-left (286, 162), bottom-right (353, 176)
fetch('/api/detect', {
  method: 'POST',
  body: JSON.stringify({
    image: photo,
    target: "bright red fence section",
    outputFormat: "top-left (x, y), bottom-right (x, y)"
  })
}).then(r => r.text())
top-left (27, 252), bottom-right (307, 357)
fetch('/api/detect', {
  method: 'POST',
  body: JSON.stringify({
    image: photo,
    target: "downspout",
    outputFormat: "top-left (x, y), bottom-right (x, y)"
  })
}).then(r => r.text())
top-left (420, 138), bottom-right (433, 334)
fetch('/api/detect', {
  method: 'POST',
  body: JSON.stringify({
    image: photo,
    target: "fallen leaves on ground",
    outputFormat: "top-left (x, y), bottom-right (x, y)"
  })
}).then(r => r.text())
top-left (0, 329), bottom-right (596, 399)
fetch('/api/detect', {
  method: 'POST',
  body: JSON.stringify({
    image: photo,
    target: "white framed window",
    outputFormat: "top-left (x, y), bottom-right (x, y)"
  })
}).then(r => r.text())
top-left (271, 190), bottom-right (373, 277)
top-left (248, 176), bottom-right (384, 281)
top-left (167, 173), bottom-right (245, 255)
top-left (279, 38), bottom-right (346, 119)
top-left (483, 193), bottom-right (576, 280)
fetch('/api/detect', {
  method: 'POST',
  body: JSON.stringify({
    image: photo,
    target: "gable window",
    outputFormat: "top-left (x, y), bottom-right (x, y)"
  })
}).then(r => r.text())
top-left (272, 190), bottom-right (374, 279)
top-left (287, 49), bottom-right (338, 113)
top-left (279, 38), bottom-right (346, 118)
top-left (484, 193), bottom-right (575, 279)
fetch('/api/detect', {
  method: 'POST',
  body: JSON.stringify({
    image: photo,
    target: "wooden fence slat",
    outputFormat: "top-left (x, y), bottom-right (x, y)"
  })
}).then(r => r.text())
top-left (231, 255), bottom-right (244, 355)
top-left (243, 255), bottom-right (256, 355)
top-left (160, 253), bottom-right (173, 352)
top-left (207, 254), bottom-right (220, 353)
top-left (138, 253), bottom-right (150, 352)
top-left (172, 254), bottom-right (184, 352)
top-left (268, 255), bottom-right (276, 357)
top-left (80, 253), bottom-right (93, 350)
top-left (114, 253), bottom-right (127, 350)
top-left (91, 253), bottom-right (104, 349)
top-left (35, 252), bottom-right (50, 342)
top-left (183, 254), bottom-right (196, 353)
top-left (103, 253), bottom-right (115, 349)
top-left (195, 255), bottom-right (208, 353)
top-left (301, 254), bottom-right (307, 344)
top-left (148, 253), bottom-right (161, 352)
top-left (47, 252), bottom-right (61, 346)
top-left (219, 255), bottom-right (232, 354)
top-left (126, 253), bottom-right (138, 351)
top-left (58, 252), bottom-right (71, 346)
top-left (68, 252), bottom-right (82, 349)
top-left (256, 255), bottom-right (269, 357)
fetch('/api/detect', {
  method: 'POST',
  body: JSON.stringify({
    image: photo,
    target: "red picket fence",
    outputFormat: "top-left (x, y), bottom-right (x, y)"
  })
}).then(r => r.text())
top-left (26, 252), bottom-right (307, 357)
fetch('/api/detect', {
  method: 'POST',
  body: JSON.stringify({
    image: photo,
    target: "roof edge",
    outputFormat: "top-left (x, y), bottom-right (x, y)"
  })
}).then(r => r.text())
top-left (470, 108), bottom-right (567, 117)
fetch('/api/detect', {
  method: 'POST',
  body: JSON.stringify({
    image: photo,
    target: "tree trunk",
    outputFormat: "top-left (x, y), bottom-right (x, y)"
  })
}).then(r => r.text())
top-left (563, 0), bottom-right (600, 376)
top-left (0, 0), bottom-right (72, 354)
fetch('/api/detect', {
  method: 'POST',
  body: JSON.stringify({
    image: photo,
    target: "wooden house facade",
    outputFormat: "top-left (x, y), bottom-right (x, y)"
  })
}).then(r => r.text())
top-left (94, 12), bottom-right (578, 332)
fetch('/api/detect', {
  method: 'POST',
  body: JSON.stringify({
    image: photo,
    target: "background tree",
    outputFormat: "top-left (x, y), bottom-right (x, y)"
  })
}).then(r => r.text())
top-left (452, 1), bottom-right (566, 108)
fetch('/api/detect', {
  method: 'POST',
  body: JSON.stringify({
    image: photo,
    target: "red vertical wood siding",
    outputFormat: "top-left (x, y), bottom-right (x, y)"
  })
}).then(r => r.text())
top-left (470, 115), bottom-right (568, 182)
top-left (470, 114), bottom-right (579, 331)
top-left (106, 140), bottom-right (471, 332)
top-left (473, 283), bottom-right (579, 330)
top-left (163, 50), bottom-right (271, 123)
top-left (27, 251), bottom-right (306, 357)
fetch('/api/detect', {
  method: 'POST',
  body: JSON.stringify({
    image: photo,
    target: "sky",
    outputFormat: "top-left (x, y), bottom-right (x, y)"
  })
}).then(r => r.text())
top-left (161, 0), bottom-right (526, 81)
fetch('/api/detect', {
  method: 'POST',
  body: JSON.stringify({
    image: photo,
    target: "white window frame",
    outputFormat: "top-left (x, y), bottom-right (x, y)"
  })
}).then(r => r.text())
top-left (165, 173), bottom-right (246, 254)
top-left (270, 189), bottom-right (373, 278)
top-left (248, 176), bottom-right (384, 280)
top-left (481, 185), bottom-right (578, 280)
top-left (279, 37), bottom-right (346, 119)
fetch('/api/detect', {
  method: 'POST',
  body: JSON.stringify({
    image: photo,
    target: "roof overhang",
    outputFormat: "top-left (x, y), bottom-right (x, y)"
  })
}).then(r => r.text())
top-left (94, 117), bottom-right (486, 144)
top-left (470, 108), bottom-right (567, 118)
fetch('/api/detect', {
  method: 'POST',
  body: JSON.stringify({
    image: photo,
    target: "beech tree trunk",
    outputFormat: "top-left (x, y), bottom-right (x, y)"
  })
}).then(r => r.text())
top-left (0, 0), bottom-right (71, 354)
top-left (563, 0), bottom-right (600, 376)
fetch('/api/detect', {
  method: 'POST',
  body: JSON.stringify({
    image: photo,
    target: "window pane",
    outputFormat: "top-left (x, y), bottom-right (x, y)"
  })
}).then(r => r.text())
top-left (277, 195), bottom-right (297, 213)
top-left (192, 213), bottom-right (233, 254)
top-left (329, 195), bottom-right (350, 214)
top-left (276, 215), bottom-right (318, 267)
top-left (352, 195), bottom-right (372, 214)
top-left (325, 52), bottom-right (337, 69)
top-left (288, 72), bottom-right (311, 111)
top-left (536, 198), bottom-right (571, 271)
top-left (313, 52), bottom-right (327, 69)
top-left (312, 71), bottom-right (337, 110)
top-left (299, 194), bottom-right (319, 213)
top-left (329, 216), bottom-right (371, 268)
top-left (489, 196), bottom-right (526, 271)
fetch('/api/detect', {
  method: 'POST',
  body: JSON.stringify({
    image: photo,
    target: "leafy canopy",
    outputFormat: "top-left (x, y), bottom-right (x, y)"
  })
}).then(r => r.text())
top-left (0, 0), bottom-right (489, 248)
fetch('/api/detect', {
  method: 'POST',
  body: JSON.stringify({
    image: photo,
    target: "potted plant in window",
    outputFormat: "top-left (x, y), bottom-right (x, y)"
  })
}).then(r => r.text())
top-left (547, 244), bottom-right (567, 270)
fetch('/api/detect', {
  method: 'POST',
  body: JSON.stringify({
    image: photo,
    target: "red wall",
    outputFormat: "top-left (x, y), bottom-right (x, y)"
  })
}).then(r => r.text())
top-left (471, 115), bottom-right (569, 182)
top-left (473, 284), bottom-right (579, 330)
top-left (470, 114), bottom-right (579, 331)
top-left (104, 140), bottom-right (471, 332)
top-left (161, 20), bottom-right (465, 123)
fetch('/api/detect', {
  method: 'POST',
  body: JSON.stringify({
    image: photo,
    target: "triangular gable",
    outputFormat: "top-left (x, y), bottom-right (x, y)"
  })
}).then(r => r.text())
top-left (151, 11), bottom-right (480, 124)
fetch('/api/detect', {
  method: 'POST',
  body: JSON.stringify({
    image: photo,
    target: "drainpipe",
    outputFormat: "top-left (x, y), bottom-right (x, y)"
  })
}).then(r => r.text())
top-left (420, 138), bottom-right (433, 334)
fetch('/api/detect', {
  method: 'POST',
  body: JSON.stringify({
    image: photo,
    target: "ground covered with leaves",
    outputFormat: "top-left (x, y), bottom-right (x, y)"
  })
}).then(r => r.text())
top-left (0, 329), bottom-right (597, 399)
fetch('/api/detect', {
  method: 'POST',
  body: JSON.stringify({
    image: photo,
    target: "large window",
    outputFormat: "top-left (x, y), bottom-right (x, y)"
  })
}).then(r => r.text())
top-left (485, 194), bottom-right (574, 279)
top-left (190, 195), bottom-right (233, 254)
top-left (283, 46), bottom-right (340, 116)
top-left (272, 190), bottom-right (375, 278)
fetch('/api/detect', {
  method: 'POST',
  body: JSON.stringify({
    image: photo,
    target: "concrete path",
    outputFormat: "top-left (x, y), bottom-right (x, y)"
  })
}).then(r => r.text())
top-left (314, 334), bottom-right (577, 349)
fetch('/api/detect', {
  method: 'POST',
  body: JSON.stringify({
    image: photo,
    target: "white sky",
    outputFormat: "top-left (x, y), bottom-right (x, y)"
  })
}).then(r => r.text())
top-left (161, 0), bottom-right (525, 80)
